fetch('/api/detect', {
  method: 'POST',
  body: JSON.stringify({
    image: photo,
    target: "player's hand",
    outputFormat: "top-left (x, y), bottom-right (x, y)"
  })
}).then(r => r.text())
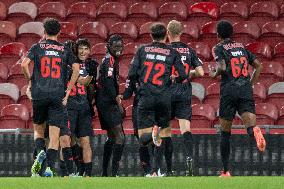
top-left (116, 95), bottom-right (123, 105)
top-left (170, 74), bottom-right (177, 83)
top-left (208, 65), bottom-right (216, 78)
top-left (26, 84), bottom-right (32, 100)
top-left (62, 90), bottom-right (71, 106)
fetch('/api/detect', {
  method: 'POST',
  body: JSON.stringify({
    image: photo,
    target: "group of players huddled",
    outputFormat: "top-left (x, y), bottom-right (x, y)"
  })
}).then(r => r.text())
top-left (20, 17), bottom-right (266, 178)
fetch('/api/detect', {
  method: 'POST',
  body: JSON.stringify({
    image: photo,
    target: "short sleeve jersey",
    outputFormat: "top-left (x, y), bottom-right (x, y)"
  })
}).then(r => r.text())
top-left (67, 61), bottom-right (90, 110)
top-left (212, 39), bottom-right (256, 87)
top-left (170, 42), bottom-right (203, 100)
top-left (97, 53), bottom-right (120, 103)
top-left (128, 42), bottom-right (187, 95)
top-left (27, 39), bottom-right (76, 100)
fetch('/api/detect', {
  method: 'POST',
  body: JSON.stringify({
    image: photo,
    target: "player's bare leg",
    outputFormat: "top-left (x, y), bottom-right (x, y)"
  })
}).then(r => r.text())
top-left (31, 123), bottom-right (46, 176)
top-left (241, 112), bottom-right (266, 152)
top-left (219, 118), bottom-right (232, 177)
top-left (79, 136), bottom-right (92, 176)
top-left (160, 126), bottom-right (173, 176)
top-left (179, 119), bottom-right (194, 176)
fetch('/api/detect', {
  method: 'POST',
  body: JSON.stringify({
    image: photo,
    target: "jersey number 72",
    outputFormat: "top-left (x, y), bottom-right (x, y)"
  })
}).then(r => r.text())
top-left (143, 61), bottom-right (165, 86)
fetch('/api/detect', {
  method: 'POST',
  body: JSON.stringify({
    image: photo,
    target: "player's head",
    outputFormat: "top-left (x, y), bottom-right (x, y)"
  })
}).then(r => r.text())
top-left (76, 38), bottom-right (91, 61)
top-left (150, 23), bottom-right (167, 42)
top-left (167, 20), bottom-right (183, 42)
top-left (43, 18), bottom-right (61, 37)
top-left (107, 34), bottom-right (124, 58)
top-left (64, 40), bottom-right (76, 55)
top-left (217, 20), bottom-right (233, 40)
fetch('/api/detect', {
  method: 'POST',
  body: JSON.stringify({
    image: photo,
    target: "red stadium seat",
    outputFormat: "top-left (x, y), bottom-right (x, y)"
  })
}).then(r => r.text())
top-left (122, 97), bottom-right (134, 109)
top-left (253, 82), bottom-right (267, 103)
top-left (232, 21), bottom-right (261, 45)
top-left (200, 21), bottom-right (218, 48)
top-left (204, 82), bottom-right (220, 111)
top-left (277, 106), bottom-right (284, 125)
top-left (127, 2), bottom-right (157, 28)
top-left (274, 42), bottom-right (284, 66)
top-left (188, 42), bottom-right (212, 61)
top-left (219, 2), bottom-right (248, 23)
top-left (78, 22), bottom-right (108, 46)
top-left (36, 2), bottom-right (66, 22)
top-left (0, 83), bottom-right (19, 111)
top-left (91, 43), bottom-right (107, 64)
top-left (258, 61), bottom-right (284, 88)
top-left (267, 82), bottom-right (284, 109)
top-left (249, 1), bottom-right (279, 27)
top-left (58, 22), bottom-right (77, 43)
top-left (158, 2), bottom-right (187, 24)
top-left (0, 21), bottom-right (16, 47)
top-left (17, 22), bottom-right (44, 49)
top-left (260, 21), bottom-right (284, 47)
top-left (181, 22), bottom-right (199, 43)
top-left (0, 63), bottom-right (8, 83)
top-left (119, 59), bottom-right (130, 82)
top-left (0, 104), bottom-right (29, 129)
top-left (188, 2), bottom-right (219, 27)
top-left (137, 22), bottom-right (157, 44)
top-left (0, 42), bottom-right (26, 69)
top-left (191, 104), bottom-right (216, 128)
top-left (246, 42), bottom-right (273, 61)
top-left (192, 62), bottom-right (219, 89)
top-left (0, 2), bottom-right (6, 20)
top-left (122, 42), bottom-right (140, 64)
top-left (66, 2), bottom-right (96, 28)
top-left (109, 22), bottom-right (138, 44)
top-left (96, 2), bottom-right (127, 28)
top-left (255, 103), bottom-right (278, 125)
top-left (18, 84), bottom-right (32, 113)
top-left (191, 82), bottom-right (205, 104)
top-left (7, 2), bottom-right (37, 28)
top-left (7, 63), bottom-right (33, 90)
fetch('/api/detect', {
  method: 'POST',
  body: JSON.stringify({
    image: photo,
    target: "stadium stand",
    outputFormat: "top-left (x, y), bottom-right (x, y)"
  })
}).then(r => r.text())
top-left (78, 22), bottom-right (108, 45)
top-left (0, 21), bottom-right (16, 47)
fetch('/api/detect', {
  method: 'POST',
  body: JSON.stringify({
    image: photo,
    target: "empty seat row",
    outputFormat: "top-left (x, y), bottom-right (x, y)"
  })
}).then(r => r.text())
top-left (1, 1), bottom-right (284, 28)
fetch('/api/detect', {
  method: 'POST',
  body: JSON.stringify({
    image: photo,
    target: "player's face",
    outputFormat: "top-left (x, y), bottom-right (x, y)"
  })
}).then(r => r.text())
top-left (77, 45), bottom-right (91, 61)
top-left (109, 40), bottom-right (124, 58)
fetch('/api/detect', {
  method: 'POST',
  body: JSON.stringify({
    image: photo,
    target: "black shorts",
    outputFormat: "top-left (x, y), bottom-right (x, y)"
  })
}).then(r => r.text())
top-left (219, 83), bottom-right (255, 121)
top-left (68, 108), bottom-right (93, 138)
top-left (137, 93), bottom-right (171, 130)
top-left (171, 99), bottom-right (192, 121)
top-left (96, 102), bottom-right (123, 131)
top-left (32, 98), bottom-right (70, 136)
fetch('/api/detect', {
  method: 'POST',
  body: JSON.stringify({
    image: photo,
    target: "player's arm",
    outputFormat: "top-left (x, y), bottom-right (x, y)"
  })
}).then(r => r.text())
top-left (21, 57), bottom-right (32, 82)
top-left (77, 75), bottom-right (93, 86)
top-left (128, 47), bottom-right (141, 81)
top-left (122, 78), bottom-right (136, 100)
top-left (209, 59), bottom-right (226, 79)
top-left (250, 59), bottom-right (262, 86)
top-left (173, 51), bottom-right (187, 82)
top-left (210, 45), bottom-right (226, 78)
top-left (189, 50), bottom-right (204, 78)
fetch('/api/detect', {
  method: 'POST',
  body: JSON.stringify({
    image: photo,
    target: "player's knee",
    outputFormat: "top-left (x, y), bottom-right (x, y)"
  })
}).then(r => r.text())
top-left (80, 137), bottom-right (91, 149)
top-left (59, 135), bottom-right (71, 148)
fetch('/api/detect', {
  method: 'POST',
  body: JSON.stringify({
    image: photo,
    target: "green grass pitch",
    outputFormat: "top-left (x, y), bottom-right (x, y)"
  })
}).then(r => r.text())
top-left (0, 177), bottom-right (283, 189)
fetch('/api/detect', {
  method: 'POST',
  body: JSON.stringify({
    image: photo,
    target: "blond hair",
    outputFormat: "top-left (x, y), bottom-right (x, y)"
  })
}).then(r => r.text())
top-left (167, 20), bottom-right (183, 37)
